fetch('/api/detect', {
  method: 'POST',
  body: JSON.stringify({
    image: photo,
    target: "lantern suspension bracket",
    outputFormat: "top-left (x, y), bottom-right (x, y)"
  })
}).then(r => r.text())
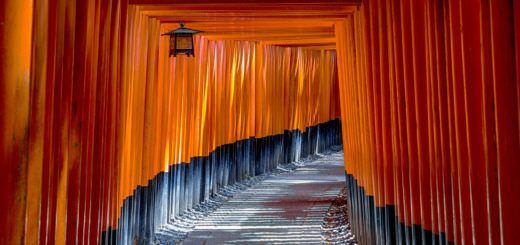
top-left (162, 22), bottom-right (202, 57)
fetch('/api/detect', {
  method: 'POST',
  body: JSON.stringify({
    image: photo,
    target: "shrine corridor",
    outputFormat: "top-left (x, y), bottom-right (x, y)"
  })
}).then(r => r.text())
top-left (2, 0), bottom-right (520, 244)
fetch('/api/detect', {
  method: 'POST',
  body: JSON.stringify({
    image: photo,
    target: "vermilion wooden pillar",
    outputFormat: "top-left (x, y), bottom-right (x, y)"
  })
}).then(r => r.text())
top-left (339, 0), bottom-right (520, 244)
top-left (2, 0), bottom-right (520, 244)
top-left (0, 0), bottom-right (33, 244)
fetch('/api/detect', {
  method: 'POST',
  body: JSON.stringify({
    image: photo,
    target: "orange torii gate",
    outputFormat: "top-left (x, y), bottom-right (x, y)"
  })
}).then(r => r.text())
top-left (1, 0), bottom-right (520, 244)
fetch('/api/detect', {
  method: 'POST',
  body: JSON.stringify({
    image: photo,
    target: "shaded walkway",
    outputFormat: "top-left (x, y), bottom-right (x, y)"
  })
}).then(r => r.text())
top-left (181, 151), bottom-right (346, 244)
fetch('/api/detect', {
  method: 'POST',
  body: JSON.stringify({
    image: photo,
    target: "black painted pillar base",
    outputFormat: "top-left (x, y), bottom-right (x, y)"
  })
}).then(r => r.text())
top-left (344, 173), bottom-right (453, 245)
top-left (100, 119), bottom-right (343, 244)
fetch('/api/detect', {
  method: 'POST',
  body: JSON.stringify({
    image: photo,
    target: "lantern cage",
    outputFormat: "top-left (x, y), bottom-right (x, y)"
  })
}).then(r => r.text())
top-left (162, 22), bottom-right (202, 57)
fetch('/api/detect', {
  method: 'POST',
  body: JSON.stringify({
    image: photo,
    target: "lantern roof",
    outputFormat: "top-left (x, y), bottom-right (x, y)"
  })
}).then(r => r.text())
top-left (162, 22), bottom-right (202, 36)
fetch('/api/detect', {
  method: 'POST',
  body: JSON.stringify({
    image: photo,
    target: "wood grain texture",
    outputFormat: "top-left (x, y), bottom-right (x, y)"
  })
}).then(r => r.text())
top-left (1, 0), bottom-right (520, 244)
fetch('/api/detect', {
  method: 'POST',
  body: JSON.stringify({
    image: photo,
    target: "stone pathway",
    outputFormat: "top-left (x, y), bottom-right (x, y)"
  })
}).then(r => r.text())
top-left (181, 151), bottom-right (346, 244)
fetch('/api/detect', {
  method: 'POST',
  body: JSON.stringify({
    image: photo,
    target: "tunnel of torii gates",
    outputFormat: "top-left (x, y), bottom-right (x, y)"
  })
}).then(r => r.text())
top-left (1, 0), bottom-right (520, 244)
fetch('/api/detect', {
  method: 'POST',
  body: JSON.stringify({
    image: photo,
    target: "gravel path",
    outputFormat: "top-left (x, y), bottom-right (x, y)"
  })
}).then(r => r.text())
top-left (321, 187), bottom-right (357, 244)
top-left (180, 151), bottom-right (346, 244)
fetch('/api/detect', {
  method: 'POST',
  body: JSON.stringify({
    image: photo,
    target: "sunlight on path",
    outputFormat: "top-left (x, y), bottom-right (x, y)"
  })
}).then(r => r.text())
top-left (181, 151), bottom-right (345, 244)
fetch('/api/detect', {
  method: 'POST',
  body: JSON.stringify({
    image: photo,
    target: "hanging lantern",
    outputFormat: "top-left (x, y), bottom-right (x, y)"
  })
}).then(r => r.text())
top-left (162, 22), bottom-right (202, 57)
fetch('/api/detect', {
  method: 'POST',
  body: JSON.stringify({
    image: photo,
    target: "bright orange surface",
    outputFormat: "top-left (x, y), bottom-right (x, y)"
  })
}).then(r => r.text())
top-left (336, 1), bottom-right (520, 244)
top-left (1, 1), bottom-right (345, 244)
top-left (118, 9), bottom-right (341, 216)
top-left (1, 0), bottom-right (520, 244)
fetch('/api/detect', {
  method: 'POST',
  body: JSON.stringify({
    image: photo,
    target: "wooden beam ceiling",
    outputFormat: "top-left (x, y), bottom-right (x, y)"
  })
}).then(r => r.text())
top-left (130, 1), bottom-right (361, 49)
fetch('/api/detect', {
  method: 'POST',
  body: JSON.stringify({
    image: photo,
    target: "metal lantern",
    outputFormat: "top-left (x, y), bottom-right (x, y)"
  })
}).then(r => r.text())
top-left (162, 22), bottom-right (202, 57)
